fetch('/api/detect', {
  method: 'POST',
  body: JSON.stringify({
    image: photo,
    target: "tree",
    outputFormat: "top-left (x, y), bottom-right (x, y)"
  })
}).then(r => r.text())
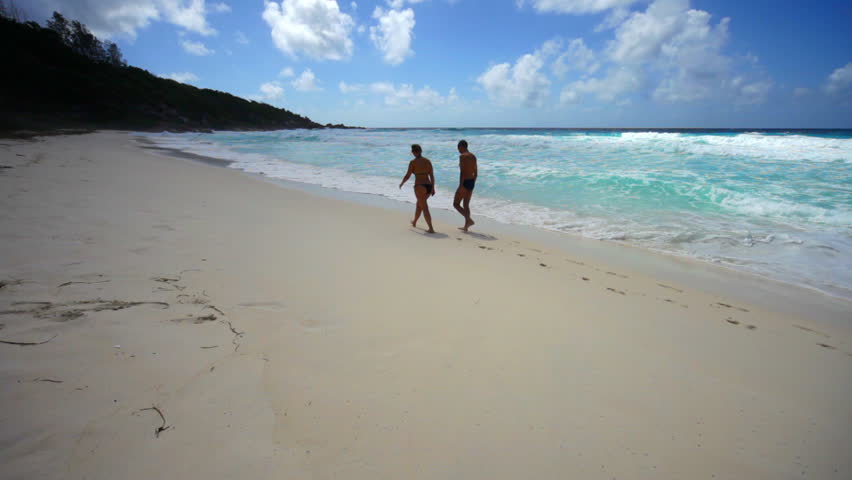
top-left (69, 19), bottom-right (105, 62)
top-left (1, 0), bottom-right (24, 22)
top-left (105, 41), bottom-right (126, 66)
top-left (46, 11), bottom-right (71, 45)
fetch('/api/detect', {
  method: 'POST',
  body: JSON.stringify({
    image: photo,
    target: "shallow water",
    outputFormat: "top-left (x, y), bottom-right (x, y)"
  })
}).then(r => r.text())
top-left (147, 128), bottom-right (852, 300)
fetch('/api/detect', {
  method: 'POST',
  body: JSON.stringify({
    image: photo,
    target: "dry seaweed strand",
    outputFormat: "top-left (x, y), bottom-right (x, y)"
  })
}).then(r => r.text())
top-left (58, 280), bottom-right (110, 288)
top-left (140, 405), bottom-right (171, 438)
top-left (0, 334), bottom-right (58, 346)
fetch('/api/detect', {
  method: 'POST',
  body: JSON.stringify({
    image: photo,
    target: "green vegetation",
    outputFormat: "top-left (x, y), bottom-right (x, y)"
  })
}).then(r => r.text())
top-left (0, 8), bottom-right (334, 132)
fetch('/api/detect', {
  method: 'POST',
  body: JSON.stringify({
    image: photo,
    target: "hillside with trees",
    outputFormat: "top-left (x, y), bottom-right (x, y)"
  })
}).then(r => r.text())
top-left (0, 7), bottom-right (338, 132)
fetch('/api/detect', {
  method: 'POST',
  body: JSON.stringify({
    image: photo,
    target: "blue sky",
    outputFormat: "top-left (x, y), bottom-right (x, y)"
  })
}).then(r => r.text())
top-left (20, 0), bottom-right (852, 127)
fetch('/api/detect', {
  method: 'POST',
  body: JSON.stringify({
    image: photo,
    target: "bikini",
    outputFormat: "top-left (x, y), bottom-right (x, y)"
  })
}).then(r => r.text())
top-left (413, 165), bottom-right (433, 195)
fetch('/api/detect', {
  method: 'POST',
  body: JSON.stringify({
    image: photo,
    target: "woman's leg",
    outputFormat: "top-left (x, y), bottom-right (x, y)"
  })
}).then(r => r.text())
top-left (412, 204), bottom-right (422, 227)
top-left (422, 200), bottom-right (435, 233)
top-left (412, 186), bottom-right (425, 227)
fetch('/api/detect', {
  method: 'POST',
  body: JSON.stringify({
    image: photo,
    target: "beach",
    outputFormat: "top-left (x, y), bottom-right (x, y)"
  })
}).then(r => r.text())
top-left (1, 131), bottom-right (850, 479)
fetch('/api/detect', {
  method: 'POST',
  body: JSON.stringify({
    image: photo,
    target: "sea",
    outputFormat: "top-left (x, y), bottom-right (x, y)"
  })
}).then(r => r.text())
top-left (146, 128), bottom-right (852, 301)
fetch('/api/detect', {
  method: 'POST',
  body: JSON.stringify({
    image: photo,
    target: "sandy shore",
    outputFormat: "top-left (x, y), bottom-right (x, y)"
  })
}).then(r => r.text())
top-left (1, 132), bottom-right (850, 479)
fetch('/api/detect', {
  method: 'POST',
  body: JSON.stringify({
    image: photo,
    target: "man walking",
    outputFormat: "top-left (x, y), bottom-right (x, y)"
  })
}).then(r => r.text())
top-left (453, 140), bottom-right (477, 232)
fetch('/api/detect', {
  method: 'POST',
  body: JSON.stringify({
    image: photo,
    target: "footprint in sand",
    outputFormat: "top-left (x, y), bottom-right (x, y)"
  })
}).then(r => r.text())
top-left (606, 287), bottom-right (626, 295)
top-left (793, 324), bottom-right (831, 338)
top-left (658, 283), bottom-right (683, 293)
top-left (713, 302), bottom-right (749, 313)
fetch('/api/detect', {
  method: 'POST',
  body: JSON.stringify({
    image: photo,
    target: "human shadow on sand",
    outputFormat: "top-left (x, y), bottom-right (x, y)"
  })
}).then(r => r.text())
top-left (409, 228), bottom-right (449, 239)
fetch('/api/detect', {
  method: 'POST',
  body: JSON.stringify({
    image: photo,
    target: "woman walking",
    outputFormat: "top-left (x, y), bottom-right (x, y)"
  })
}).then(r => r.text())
top-left (399, 144), bottom-right (436, 233)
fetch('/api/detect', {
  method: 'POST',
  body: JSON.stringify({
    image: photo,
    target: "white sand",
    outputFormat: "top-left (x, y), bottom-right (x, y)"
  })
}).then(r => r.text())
top-left (1, 132), bottom-right (850, 480)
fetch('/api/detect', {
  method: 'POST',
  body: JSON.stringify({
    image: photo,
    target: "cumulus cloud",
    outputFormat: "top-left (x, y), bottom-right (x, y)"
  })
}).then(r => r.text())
top-left (728, 77), bottom-right (771, 105)
top-left (211, 2), bottom-right (231, 13)
top-left (370, 7), bottom-right (416, 65)
top-left (368, 82), bottom-right (456, 108)
top-left (560, 67), bottom-right (642, 103)
top-left (386, 0), bottom-right (425, 8)
top-left (160, 72), bottom-right (199, 83)
top-left (521, 0), bottom-right (637, 14)
top-left (607, 0), bottom-right (693, 64)
top-left (262, 0), bottom-right (355, 61)
top-left (260, 81), bottom-right (285, 101)
top-left (235, 30), bottom-right (249, 44)
top-left (22, 0), bottom-right (229, 38)
top-left (339, 81), bottom-right (364, 93)
top-left (181, 39), bottom-right (214, 55)
top-left (487, 0), bottom-right (772, 107)
top-left (476, 41), bottom-right (556, 107)
top-left (291, 69), bottom-right (322, 91)
top-left (279, 67), bottom-right (295, 77)
top-left (159, 0), bottom-right (218, 35)
top-left (570, 0), bottom-right (769, 104)
top-left (552, 38), bottom-right (599, 78)
top-left (824, 62), bottom-right (852, 96)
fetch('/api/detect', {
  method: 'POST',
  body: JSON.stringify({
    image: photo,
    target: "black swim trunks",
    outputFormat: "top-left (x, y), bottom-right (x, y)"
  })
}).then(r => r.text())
top-left (415, 183), bottom-right (433, 195)
top-left (462, 178), bottom-right (476, 192)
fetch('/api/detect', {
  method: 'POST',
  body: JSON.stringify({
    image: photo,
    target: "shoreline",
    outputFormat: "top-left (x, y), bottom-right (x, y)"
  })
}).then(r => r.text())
top-left (2, 131), bottom-right (850, 479)
top-left (138, 135), bottom-right (852, 328)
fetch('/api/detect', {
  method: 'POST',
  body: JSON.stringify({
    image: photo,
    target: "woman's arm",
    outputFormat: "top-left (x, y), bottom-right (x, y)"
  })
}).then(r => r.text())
top-left (399, 161), bottom-right (413, 189)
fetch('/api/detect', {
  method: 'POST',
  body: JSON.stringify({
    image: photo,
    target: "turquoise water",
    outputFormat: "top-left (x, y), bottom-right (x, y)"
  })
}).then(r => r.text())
top-left (148, 128), bottom-right (852, 300)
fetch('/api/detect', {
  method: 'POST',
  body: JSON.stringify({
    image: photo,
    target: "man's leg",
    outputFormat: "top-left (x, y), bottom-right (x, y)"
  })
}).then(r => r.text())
top-left (463, 191), bottom-right (474, 225)
top-left (453, 186), bottom-right (467, 220)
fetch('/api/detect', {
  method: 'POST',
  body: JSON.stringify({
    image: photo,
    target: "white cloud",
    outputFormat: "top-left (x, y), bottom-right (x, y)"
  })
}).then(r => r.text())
top-left (729, 77), bottom-right (771, 105)
top-left (262, 0), bottom-right (355, 61)
top-left (476, 41), bottom-right (555, 107)
top-left (160, 0), bottom-right (217, 35)
top-left (279, 67), bottom-right (295, 77)
top-left (291, 69), bottom-right (322, 91)
top-left (560, 67), bottom-right (642, 103)
top-left (181, 39), bottom-right (214, 55)
top-left (607, 0), bottom-right (692, 64)
top-left (235, 30), bottom-right (249, 44)
top-left (160, 72), bottom-right (199, 83)
top-left (600, 0), bottom-right (769, 105)
top-left (370, 7), bottom-right (415, 65)
top-left (522, 0), bottom-right (637, 14)
top-left (825, 62), bottom-right (852, 96)
top-left (387, 0), bottom-right (425, 8)
top-left (260, 81), bottom-right (285, 101)
top-left (368, 82), bottom-right (456, 108)
top-left (351, 1), bottom-right (358, 10)
top-left (595, 7), bottom-right (630, 31)
top-left (552, 38), bottom-right (599, 78)
top-left (211, 2), bottom-right (231, 13)
top-left (339, 81), bottom-right (364, 93)
top-left (24, 0), bottom-right (226, 38)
